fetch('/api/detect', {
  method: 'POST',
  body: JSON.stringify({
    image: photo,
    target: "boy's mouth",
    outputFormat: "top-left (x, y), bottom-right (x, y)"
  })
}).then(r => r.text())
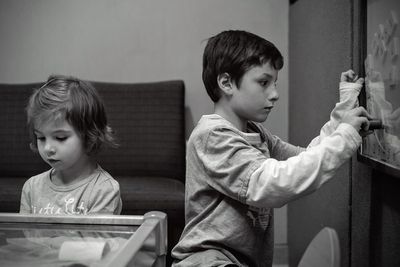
top-left (48, 159), bottom-right (60, 164)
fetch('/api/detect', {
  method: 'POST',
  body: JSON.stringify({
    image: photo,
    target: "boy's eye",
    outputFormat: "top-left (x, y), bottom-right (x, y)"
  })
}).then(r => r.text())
top-left (36, 136), bottom-right (45, 141)
top-left (260, 80), bottom-right (270, 86)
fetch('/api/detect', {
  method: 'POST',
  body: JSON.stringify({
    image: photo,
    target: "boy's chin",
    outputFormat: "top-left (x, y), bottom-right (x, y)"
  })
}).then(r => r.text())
top-left (251, 114), bottom-right (269, 123)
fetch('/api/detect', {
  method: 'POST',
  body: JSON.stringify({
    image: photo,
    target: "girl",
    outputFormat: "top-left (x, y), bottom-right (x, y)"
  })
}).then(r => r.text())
top-left (20, 75), bottom-right (122, 215)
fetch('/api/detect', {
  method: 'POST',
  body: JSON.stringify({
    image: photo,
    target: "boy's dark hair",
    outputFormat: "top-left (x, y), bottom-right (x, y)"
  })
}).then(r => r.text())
top-left (202, 30), bottom-right (284, 102)
top-left (26, 74), bottom-right (118, 155)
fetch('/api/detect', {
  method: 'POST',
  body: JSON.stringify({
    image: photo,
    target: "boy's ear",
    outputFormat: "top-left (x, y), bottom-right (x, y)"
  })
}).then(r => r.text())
top-left (217, 73), bottom-right (234, 96)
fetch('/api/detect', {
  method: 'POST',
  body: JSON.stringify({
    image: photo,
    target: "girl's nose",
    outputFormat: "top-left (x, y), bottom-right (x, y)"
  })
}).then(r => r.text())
top-left (44, 142), bottom-right (56, 156)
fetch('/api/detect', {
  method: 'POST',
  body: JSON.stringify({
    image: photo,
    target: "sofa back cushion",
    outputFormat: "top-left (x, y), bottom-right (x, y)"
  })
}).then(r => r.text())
top-left (0, 80), bottom-right (185, 182)
top-left (0, 83), bottom-right (48, 177)
top-left (93, 80), bottom-right (185, 182)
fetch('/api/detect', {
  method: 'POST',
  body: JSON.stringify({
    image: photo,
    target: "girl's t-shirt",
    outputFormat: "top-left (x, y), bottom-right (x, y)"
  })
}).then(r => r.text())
top-left (19, 165), bottom-right (122, 215)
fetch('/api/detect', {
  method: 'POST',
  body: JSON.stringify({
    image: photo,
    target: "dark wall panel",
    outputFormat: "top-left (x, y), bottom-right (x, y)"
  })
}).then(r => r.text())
top-left (288, 0), bottom-right (353, 266)
top-left (289, 1), bottom-right (400, 267)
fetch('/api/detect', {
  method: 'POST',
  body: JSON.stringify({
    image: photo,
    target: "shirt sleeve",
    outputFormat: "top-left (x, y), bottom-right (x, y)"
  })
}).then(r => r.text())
top-left (19, 180), bottom-right (32, 214)
top-left (87, 179), bottom-right (122, 215)
top-left (246, 123), bottom-right (361, 208)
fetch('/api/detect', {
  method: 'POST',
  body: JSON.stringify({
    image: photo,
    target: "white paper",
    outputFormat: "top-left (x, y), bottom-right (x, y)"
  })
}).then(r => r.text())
top-left (58, 240), bottom-right (107, 261)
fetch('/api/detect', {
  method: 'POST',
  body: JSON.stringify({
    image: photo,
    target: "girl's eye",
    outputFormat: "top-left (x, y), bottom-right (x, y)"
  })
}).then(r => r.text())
top-left (56, 137), bottom-right (67, 141)
top-left (36, 136), bottom-right (45, 141)
top-left (260, 80), bottom-right (269, 86)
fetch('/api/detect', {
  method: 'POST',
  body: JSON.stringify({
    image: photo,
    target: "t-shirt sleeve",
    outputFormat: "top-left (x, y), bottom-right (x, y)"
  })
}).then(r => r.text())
top-left (197, 127), bottom-right (269, 203)
top-left (263, 129), bottom-right (305, 160)
top-left (87, 179), bottom-right (122, 215)
top-left (19, 179), bottom-right (32, 214)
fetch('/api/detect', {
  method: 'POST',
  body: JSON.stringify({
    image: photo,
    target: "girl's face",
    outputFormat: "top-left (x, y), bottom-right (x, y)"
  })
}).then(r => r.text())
top-left (230, 62), bottom-right (279, 126)
top-left (34, 117), bottom-right (90, 175)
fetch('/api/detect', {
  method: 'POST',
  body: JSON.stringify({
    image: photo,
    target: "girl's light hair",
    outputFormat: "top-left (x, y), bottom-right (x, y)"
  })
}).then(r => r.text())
top-left (26, 74), bottom-right (118, 155)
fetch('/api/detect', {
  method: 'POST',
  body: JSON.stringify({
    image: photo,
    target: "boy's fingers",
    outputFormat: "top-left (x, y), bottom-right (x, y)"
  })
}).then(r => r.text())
top-left (360, 129), bottom-right (374, 137)
top-left (341, 70), bottom-right (355, 81)
top-left (349, 107), bottom-right (373, 128)
top-left (353, 106), bottom-right (371, 118)
top-left (350, 106), bottom-right (363, 115)
top-left (355, 116), bottom-right (370, 132)
top-left (363, 109), bottom-right (373, 120)
top-left (362, 117), bottom-right (370, 130)
top-left (356, 77), bottom-right (364, 84)
top-left (343, 69), bottom-right (354, 75)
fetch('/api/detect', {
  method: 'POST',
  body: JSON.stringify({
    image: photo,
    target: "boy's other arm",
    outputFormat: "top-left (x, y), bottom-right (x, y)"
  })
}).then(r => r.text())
top-left (246, 124), bottom-right (360, 208)
top-left (246, 107), bottom-right (370, 208)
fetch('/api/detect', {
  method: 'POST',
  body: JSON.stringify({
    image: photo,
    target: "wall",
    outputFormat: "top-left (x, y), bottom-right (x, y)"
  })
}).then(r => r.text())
top-left (0, 0), bottom-right (289, 244)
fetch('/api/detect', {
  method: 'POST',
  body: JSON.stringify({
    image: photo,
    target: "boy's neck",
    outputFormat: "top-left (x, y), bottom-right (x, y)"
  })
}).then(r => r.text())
top-left (214, 104), bottom-right (247, 132)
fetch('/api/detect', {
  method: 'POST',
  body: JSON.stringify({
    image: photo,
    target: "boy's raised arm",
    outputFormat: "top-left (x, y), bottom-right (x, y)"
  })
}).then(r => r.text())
top-left (309, 70), bottom-right (364, 147)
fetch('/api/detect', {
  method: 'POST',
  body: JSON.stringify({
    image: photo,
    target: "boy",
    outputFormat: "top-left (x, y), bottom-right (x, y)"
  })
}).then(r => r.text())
top-left (172, 30), bottom-right (370, 266)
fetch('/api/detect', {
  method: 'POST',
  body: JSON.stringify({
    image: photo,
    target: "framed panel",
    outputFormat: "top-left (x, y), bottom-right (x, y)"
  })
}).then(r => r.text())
top-left (0, 212), bottom-right (167, 267)
top-left (358, 0), bottom-right (400, 177)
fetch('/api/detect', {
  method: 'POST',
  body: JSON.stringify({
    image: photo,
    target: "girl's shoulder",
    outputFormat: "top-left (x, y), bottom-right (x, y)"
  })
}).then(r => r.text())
top-left (92, 165), bottom-right (120, 190)
top-left (22, 169), bottom-right (52, 192)
top-left (26, 169), bottom-right (52, 184)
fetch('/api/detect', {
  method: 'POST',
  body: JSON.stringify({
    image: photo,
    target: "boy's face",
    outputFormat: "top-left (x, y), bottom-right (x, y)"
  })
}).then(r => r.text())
top-left (230, 61), bottom-right (279, 124)
top-left (34, 117), bottom-right (89, 173)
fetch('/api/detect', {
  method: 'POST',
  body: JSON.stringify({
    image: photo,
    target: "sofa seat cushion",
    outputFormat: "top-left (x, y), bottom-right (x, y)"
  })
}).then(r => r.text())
top-left (0, 176), bottom-right (185, 214)
top-left (116, 176), bottom-right (185, 213)
top-left (0, 178), bottom-right (26, 212)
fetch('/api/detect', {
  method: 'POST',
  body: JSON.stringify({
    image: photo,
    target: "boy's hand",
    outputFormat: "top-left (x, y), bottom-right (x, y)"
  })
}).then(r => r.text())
top-left (341, 107), bottom-right (373, 136)
top-left (341, 69), bottom-right (364, 85)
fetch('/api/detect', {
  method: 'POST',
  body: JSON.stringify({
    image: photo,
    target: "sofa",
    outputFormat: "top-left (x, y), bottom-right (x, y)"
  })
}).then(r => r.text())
top-left (0, 80), bottom-right (186, 258)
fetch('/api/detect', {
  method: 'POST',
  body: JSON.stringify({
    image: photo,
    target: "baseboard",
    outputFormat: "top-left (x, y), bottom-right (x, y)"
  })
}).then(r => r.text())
top-left (273, 244), bottom-right (288, 265)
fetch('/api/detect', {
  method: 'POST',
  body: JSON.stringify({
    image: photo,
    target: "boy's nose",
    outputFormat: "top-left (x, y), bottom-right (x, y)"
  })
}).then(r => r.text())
top-left (268, 87), bottom-right (279, 102)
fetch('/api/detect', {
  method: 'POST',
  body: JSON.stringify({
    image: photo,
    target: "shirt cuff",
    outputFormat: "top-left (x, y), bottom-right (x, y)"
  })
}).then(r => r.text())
top-left (339, 81), bottom-right (362, 92)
